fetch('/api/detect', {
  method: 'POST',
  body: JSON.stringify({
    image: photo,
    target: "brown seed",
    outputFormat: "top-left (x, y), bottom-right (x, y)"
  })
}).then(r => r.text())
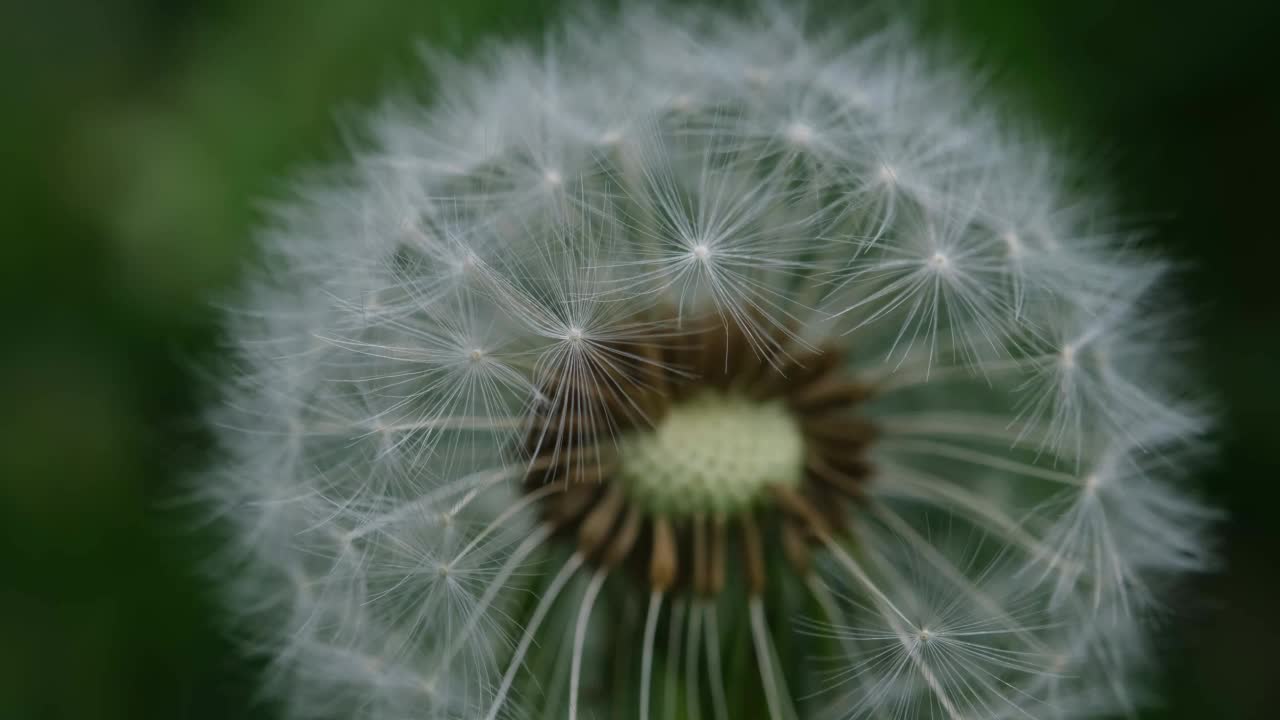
top-left (692, 514), bottom-right (709, 596)
top-left (545, 482), bottom-right (600, 526)
top-left (790, 377), bottom-right (873, 413)
top-left (601, 505), bottom-right (643, 568)
top-left (781, 521), bottom-right (813, 575)
top-left (801, 416), bottom-right (878, 445)
top-left (805, 450), bottom-right (866, 501)
top-left (578, 482), bottom-right (627, 556)
top-left (708, 515), bottom-right (727, 596)
top-left (769, 484), bottom-right (832, 538)
top-left (649, 515), bottom-right (678, 591)
top-left (740, 512), bottom-right (767, 596)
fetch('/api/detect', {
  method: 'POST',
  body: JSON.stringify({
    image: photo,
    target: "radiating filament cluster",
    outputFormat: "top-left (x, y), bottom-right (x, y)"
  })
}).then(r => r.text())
top-left (207, 4), bottom-right (1214, 720)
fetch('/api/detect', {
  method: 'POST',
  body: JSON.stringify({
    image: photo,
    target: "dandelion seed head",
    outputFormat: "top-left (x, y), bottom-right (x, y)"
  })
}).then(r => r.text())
top-left (204, 3), bottom-right (1216, 719)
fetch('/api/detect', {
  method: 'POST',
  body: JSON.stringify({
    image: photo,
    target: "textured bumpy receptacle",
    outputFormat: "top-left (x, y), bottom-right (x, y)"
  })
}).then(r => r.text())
top-left (616, 392), bottom-right (805, 516)
top-left (204, 3), bottom-right (1216, 719)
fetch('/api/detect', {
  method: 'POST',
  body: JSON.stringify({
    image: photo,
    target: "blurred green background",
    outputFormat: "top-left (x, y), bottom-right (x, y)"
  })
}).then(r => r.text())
top-left (2, 1), bottom-right (1277, 718)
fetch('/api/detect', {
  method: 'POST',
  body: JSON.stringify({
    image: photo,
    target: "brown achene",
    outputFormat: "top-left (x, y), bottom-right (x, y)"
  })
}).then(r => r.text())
top-left (521, 311), bottom-right (877, 598)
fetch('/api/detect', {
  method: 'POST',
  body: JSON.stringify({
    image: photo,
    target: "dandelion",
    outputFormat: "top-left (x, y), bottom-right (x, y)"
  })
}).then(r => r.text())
top-left (204, 3), bottom-right (1215, 719)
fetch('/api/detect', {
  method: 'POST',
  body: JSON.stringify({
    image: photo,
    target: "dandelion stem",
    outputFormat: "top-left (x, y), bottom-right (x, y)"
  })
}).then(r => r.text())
top-left (804, 575), bottom-right (890, 720)
top-left (569, 568), bottom-right (609, 720)
top-left (880, 437), bottom-right (1082, 486)
top-left (703, 603), bottom-right (730, 720)
top-left (360, 415), bottom-right (531, 433)
top-left (437, 523), bottom-right (552, 669)
top-left (484, 553), bottom-right (583, 720)
top-left (665, 598), bottom-right (687, 720)
top-left (818, 533), bottom-right (911, 625)
top-left (876, 466), bottom-right (1055, 558)
top-left (816, 533), bottom-right (963, 720)
top-left (346, 465), bottom-right (518, 542)
top-left (876, 412), bottom-right (1049, 447)
top-left (749, 597), bottom-right (796, 720)
top-left (871, 502), bottom-right (1051, 652)
top-left (686, 601), bottom-right (704, 720)
top-left (640, 590), bottom-right (663, 720)
top-left (452, 486), bottom-right (558, 565)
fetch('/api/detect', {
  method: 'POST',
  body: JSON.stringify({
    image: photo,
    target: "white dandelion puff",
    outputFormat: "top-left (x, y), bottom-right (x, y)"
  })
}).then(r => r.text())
top-left (203, 3), bottom-right (1216, 719)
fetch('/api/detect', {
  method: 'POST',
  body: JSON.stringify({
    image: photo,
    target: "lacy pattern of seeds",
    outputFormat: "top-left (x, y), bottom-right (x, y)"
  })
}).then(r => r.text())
top-left (206, 4), bottom-right (1215, 720)
top-left (523, 313), bottom-right (875, 598)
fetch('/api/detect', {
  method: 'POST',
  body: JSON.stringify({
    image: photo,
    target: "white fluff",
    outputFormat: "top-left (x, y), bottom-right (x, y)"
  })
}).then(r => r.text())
top-left (204, 3), bottom-right (1215, 718)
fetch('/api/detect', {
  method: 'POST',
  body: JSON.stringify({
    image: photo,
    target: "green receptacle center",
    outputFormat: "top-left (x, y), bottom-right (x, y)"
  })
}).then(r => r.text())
top-left (616, 391), bottom-right (806, 516)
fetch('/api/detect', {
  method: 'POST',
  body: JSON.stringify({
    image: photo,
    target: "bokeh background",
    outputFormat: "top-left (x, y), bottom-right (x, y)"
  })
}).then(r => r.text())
top-left (2, 1), bottom-right (1277, 718)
